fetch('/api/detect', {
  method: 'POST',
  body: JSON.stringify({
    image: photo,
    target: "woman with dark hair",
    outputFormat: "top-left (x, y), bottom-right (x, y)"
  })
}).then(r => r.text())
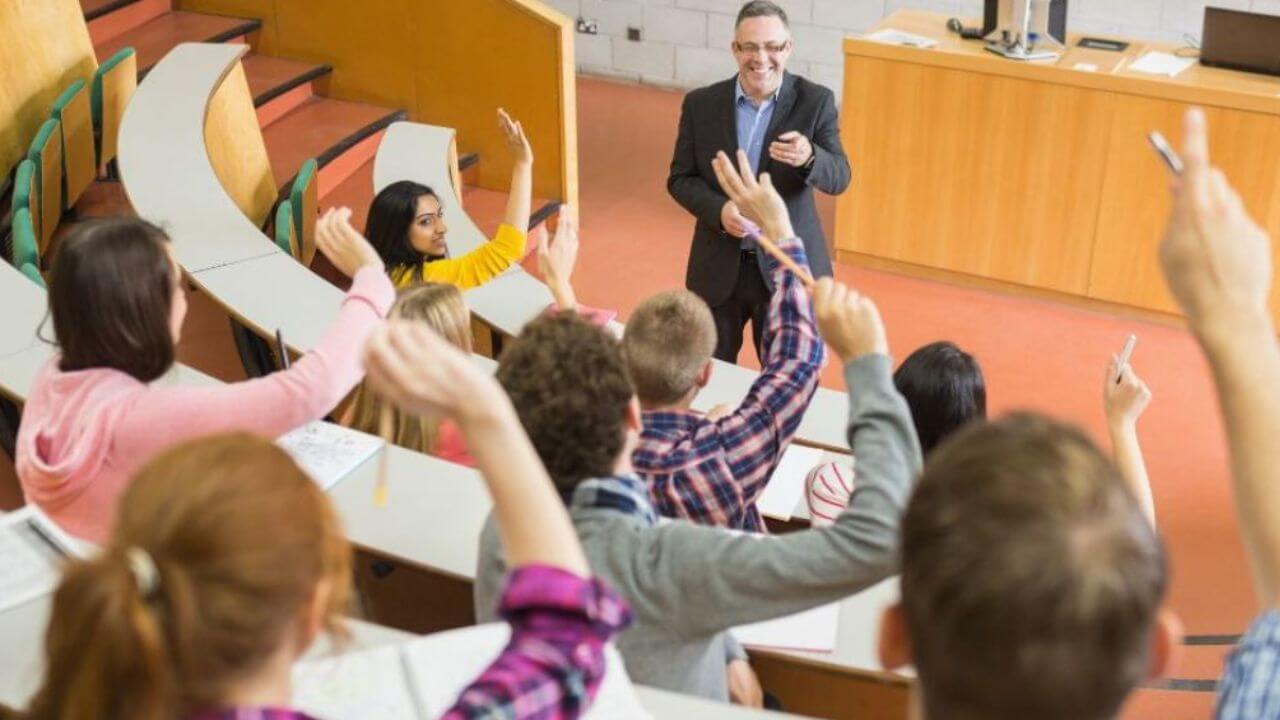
top-left (806, 341), bottom-right (986, 526)
top-left (14, 208), bottom-right (393, 542)
top-left (368, 109), bottom-right (533, 289)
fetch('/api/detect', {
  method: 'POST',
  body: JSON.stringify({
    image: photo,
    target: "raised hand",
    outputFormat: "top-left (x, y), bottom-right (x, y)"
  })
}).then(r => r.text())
top-left (711, 149), bottom-right (794, 241)
top-left (498, 108), bottom-right (533, 166)
top-left (812, 277), bottom-right (887, 362)
top-left (768, 130), bottom-right (813, 168)
top-left (362, 320), bottom-right (506, 426)
top-left (1104, 357), bottom-right (1152, 430)
top-left (1159, 108), bottom-right (1272, 341)
top-left (315, 207), bottom-right (383, 277)
top-left (538, 207), bottom-right (580, 310)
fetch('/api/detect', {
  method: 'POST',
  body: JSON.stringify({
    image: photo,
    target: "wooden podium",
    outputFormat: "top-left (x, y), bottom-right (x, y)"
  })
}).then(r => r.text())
top-left (836, 10), bottom-right (1280, 320)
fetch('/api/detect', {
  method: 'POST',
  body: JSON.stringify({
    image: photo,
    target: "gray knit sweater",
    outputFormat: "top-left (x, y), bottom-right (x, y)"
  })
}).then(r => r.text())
top-left (474, 354), bottom-right (921, 701)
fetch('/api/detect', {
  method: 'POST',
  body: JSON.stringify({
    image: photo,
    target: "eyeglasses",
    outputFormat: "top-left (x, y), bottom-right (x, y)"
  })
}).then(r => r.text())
top-left (733, 41), bottom-right (791, 55)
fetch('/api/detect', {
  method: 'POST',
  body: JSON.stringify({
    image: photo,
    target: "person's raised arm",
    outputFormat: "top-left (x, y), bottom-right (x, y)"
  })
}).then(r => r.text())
top-left (366, 322), bottom-right (629, 720)
top-left (538, 207), bottom-right (580, 311)
top-left (499, 108), bottom-right (533, 237)
top-left (1103, 358), bottom-right (1156, 527)
top-left (362, 321), bottom-right (586, 574)
top-left (707, 149), bottom-right (822, 488)
top-left (114, 209), bottom-right (392, 459)
top-left (1158, 107), bottom-right (1280, 607)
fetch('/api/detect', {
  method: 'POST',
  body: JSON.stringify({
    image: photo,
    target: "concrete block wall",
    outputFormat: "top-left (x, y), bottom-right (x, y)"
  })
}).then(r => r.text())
top-left (545, 0), bottom-right (1280, 101)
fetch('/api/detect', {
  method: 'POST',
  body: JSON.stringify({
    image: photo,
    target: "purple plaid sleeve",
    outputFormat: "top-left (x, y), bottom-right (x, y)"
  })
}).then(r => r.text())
top-left (635, 235), bottom-right (824, 531)
top-left (440, 566), bottom-right (632, 720)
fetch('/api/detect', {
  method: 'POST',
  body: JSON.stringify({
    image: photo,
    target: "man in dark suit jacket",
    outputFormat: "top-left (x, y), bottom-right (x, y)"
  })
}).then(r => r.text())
top-left (668, 0), bottom-right (851, 363)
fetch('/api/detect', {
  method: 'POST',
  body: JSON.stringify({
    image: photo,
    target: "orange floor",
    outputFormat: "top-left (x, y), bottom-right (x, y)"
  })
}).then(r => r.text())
top-left (569, 76), bottom-right (1239, 717)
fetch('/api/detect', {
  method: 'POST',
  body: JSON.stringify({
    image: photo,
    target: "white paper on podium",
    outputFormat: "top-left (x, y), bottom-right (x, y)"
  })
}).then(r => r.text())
top-left (732, 602), bottom-right (841, 653)
top-left (756, 444), bottom-right (826, 521)
top-left (864, 28), bottom-right (938, 48)
top-left (1129, 51), bottom-right (1195, 77)
top-left (277, 421), bottom-right (385, 491)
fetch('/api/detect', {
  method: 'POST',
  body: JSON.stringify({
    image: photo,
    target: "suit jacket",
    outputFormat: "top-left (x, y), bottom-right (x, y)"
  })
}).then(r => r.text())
top-left (668, 72), bottom-right (851, 307)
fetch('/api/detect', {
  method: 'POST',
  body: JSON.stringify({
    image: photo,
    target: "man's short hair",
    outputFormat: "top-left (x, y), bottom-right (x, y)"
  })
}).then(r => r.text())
top-left (736, 0), bottom-right (789, 28)
top-left (496, 313), bottom-right (635, 492)
top-left (901, 413), bottom-right (1167, 720)
top-left (622, 290), bottom-right (716, 407)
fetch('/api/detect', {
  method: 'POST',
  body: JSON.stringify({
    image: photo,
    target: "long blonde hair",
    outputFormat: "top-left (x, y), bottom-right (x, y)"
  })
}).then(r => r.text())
top-left (348, 283), bottom-right (473, 454)
top-left (5, 434), bottom-right (351, 720)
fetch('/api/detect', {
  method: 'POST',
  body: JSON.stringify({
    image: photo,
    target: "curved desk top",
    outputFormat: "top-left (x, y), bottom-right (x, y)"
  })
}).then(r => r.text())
top-left (374, 121), bottom-right (852, 452)
top-left (0, 262), bottom-right (51, 359)
top-left (116, 42), bottom-right (495, 581)
top-left (0, 261), bottom-right (217, 402)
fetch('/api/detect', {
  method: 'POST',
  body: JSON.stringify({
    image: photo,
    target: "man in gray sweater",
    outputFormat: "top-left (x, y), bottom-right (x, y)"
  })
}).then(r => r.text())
top-left (475, 154), bottom-right (921, 702)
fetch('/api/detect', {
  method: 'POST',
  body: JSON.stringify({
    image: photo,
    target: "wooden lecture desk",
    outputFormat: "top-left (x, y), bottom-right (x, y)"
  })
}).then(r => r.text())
top-left (837, 9), bottom-right (1280, 321)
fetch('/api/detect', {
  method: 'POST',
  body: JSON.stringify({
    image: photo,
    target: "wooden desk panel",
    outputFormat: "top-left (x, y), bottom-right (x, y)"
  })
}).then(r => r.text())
top-left (838, 10), bottom-right (1280, 319)
top-left (842, 56), bottom-right (1112, 294)
top-left (1089, 97), bottom-right (1280, 315)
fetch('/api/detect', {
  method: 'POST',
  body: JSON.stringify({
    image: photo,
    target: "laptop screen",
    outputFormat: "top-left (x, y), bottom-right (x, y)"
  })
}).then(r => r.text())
top-left (1201, 7), bottom-right (1280, 76)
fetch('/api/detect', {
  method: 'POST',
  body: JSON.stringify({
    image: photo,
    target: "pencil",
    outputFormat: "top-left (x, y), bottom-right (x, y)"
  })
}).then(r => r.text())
top-left (374, 404), bottom-right (393, 507)
top-left (751, 232), bottom-right (815, 289)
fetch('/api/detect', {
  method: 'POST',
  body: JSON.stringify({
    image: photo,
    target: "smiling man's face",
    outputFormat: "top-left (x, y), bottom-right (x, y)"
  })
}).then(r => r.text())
top-left (733, 14), bottom-right (792, 101)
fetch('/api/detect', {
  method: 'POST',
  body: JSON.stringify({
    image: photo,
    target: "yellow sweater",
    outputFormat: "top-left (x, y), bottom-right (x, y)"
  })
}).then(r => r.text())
top-left (390, 223), bottom-right (526, 290)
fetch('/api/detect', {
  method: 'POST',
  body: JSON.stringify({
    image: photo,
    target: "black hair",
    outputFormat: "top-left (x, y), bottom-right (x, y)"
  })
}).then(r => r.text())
top-left (364, 181), bottom-right (440, 277)
top-left (894, 341), bottom-right (987, 457)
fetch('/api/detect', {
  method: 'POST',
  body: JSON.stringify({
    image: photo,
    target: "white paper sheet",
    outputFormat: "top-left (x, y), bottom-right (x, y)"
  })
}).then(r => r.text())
top-left (401, 623), bottom-right (650, 719)
top-left (0, 507), bottom-right (76, 613)
top-left (293, 644), bottom-right (425, 720)
top-left (277, 422), bottom-right (385, 491)
top-left (756, 444), bottom-right (827, 521)
top-left (864, 28), bottom-right (938, 49)
top-left (732, 602), bottom-right (841, 653)
top-left (1129, 51), bottom-right (1195, 77)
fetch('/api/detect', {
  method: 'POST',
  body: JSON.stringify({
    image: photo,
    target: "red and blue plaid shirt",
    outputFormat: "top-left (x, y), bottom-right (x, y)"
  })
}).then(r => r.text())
top-left (633, 236), bottom-right (824, 532)
top-left (192, 566), bottom-right (630, 720)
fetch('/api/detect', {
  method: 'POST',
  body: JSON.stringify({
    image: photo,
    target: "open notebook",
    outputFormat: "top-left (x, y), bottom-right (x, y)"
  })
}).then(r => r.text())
top-left (0, 506), bottom-right (87, 613)
top-left (277, 422), bottom-right (385, 491)
top-left (293, 622), bottom-right (651, 719)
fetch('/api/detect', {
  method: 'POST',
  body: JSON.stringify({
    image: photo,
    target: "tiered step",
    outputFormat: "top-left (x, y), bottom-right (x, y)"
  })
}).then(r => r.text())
top-left (242, 54), bottom-right (332, 107)
top-left (261, 97), bottom-right (405, 193)
top-left (93, 10), bottom-right (260, 73)
top-left (82, 0), bottom-right (141, 22)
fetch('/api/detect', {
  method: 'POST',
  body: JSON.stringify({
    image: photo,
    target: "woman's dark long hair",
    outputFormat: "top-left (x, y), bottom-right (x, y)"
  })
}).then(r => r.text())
top-left (894, 341), bottom-right (987, 457)
top-left (48, 218), bottom-right (176, 382)
top-left (365, 180), bottom-right (439, 277)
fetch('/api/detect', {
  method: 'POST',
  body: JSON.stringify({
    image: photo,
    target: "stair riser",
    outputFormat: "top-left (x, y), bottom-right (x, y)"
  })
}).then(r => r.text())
top-left (255, 83), bottom-right (315, 128)
top-left (87, 0), bottom-right (170, 46)
top-left (317, 129), bottom-right (386, 200)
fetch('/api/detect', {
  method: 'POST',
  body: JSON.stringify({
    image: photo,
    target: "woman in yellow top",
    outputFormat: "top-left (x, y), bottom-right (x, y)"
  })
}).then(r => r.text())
top-left (366, 108), bottom-right (533, 289)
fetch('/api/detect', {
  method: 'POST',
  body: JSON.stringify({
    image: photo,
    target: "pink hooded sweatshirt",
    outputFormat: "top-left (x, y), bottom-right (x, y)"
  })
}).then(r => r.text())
top-left (15, 267), bottom-right (394, 542)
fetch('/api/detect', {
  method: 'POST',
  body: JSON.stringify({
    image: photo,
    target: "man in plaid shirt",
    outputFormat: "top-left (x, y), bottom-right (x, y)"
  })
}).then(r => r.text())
top-left (624, 151), bottom-right (824, 531)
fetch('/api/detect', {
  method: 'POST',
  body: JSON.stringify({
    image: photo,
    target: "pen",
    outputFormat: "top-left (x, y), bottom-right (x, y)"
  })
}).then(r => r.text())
top-left (275, 329), bottom-right (290, 370)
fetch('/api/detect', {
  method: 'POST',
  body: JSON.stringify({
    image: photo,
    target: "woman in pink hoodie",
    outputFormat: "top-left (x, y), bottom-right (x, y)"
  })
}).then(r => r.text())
top-left (15, 208), bottom-right (393, 542)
